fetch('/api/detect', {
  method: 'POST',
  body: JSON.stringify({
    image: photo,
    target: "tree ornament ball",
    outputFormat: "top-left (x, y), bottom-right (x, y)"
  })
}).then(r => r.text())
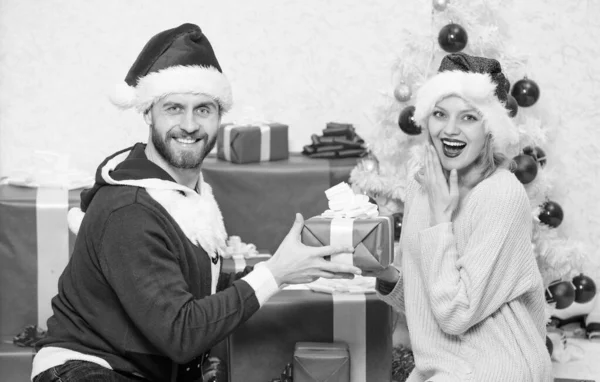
top-left (392, 212), bottom-right (404, 241)
top-left (432, 0), bottom-right (449, 11)
top-left (438, 23), bottom-right (468, 53)
top-left (506, 95), bottom-right (519, 118)
top-left (398, 105), bottom-right (422, 135)
top-left (510, 154), bottom-right (538, 184)
top-left (523, 146), bottom-right (547, 167)
top-left (539, 200), bottom-right (564, 228)
top-left (361, 153), bottom-right (380, 173)
top-left (394, 83), bottom-right (412, 102)
top-left (572, 273), bottom-right (597, 304)
top-left (547, 280), bottom-right (576, 310)
top-left (511, 77), bottom-right (540, 107)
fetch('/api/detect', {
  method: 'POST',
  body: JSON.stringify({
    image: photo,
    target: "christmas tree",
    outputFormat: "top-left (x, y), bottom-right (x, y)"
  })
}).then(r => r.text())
top-left (350, 0), bottom-right (595, 315)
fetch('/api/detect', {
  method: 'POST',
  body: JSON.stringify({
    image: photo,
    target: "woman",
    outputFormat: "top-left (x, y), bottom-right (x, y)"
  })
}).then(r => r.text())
top-left (376, 53), bottom-right (553, 381)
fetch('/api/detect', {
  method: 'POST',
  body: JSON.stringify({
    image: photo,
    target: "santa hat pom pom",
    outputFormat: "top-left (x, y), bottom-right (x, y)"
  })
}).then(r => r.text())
top-left (67, 207), bottom-right (85, 235)
top-left (109, 82), bottom-right (137, 109)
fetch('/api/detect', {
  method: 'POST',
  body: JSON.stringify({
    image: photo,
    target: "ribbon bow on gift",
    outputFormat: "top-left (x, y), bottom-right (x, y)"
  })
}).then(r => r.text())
top-left (321, 182), bottom-right (378, 219)
top-left (223, 236), bottom-right (261, 259)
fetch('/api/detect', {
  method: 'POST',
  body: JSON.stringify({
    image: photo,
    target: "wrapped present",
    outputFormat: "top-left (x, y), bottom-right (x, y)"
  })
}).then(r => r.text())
top-left (202, 153), bottom-right (359, 253)
top-left (301, 183), bottom-right (394, 276)
top-left (0, 184), bottom-right (83, 336)
top-left (221, 235), bottom-right (271, 273)
top-left (227, 287), bottom-right (393, 382)
top-left (0, 337), bottom-right (35, 381)
top-left (293, 342), bottom-right (350, 382)
top-left (302, 123), bottom-right (366, 159)
top-left (217, 122), bottom-right (289, 164)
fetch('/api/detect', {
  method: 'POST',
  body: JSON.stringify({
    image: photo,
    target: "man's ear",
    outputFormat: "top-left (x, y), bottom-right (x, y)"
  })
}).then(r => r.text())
top-left (143, 109), bottom-right (152, 125)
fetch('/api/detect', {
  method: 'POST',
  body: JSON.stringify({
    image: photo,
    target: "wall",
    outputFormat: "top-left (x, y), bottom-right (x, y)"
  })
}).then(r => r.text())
top-left (0, 0), bottom-right (598, 260)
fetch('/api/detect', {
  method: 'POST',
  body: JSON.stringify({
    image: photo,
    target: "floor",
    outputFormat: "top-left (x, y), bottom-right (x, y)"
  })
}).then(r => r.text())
top-left (552, 336), bottom-right (600, 381)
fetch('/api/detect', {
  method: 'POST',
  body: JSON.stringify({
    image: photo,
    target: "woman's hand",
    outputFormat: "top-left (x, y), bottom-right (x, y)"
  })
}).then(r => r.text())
top-left (374, 265), bottom-right (401, 283)
top-left (423, 145), bottom-right (459, 226)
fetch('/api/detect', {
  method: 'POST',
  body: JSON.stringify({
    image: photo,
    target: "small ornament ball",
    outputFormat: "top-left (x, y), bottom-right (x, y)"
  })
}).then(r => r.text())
top-left (523, 146), bottom-right (547, 167)
top-left (547, 280), bottom-right (576, 310)
top-left (394, 83), bottom-right (412, 102)
top-left (539, 200), bottom-right (564, 228)
top-left (511, 77), bottom-right (540, 107)
top-left (392, 212), bottom-right (404, 241)
top-left (361, 154), bottom-right (380, 173)
top-left (545, 336), bottom-right (553, 356)
top-left (506, 95), bottom-right (519, 118)
top-left (398, 105), bottom-right (422, 135)
top-left (438, 23), bottom-right (468, 53)
top-left (510, 154), bottom-right (538, 184)
top-left (572, 273), bottom-right (596, 304)
top-left (432, 0), bottom-right (449, 11)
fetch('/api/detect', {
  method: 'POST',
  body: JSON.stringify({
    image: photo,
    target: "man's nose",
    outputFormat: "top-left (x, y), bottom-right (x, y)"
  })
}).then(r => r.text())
top-left (180, 111), bottom-right (200, 133)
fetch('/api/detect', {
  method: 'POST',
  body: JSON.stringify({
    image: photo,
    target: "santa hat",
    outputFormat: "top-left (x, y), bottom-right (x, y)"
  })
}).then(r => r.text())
top-left (413, 53), bottom-right (519, 155)
top-left (109, 23), bottom-right (232, 113)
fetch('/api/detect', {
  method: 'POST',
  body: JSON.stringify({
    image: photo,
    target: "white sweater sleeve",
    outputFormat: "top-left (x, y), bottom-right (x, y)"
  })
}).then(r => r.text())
top-left (417, 177), bottom-right (536, 336)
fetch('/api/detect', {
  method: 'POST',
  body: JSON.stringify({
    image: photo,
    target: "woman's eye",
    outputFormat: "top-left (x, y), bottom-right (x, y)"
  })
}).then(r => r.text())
top-left (432, 110), bottom-right (445, 118)
top-left (463, 114), bottom-right (478, 121)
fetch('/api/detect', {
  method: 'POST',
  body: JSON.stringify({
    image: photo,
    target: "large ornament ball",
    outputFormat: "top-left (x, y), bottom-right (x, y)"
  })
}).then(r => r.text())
top-left (432, 0), bottom-right (449, 11)
top-left (398, 105), bottom-right (422, 135)
top-left (392, 212), bottom-right (404, 241)
top-left (547, 280), bottom-right (576, 310)
top-left (506, 95), bottom-right (519, 118)
top-left (394, 83), bottom-right (412, 102)
top-left (572, 273), bottom-right (597, 304)
top-left (510, 154), bottom-right (538, 184)
top-left (523, 146), bottom-right (547, 167)
top-left (511, 78), bottom-right (541, 107)
top-left (539, 200), bottom-right (564, 228)
top-left (438, 23), bottom-right (468, 53)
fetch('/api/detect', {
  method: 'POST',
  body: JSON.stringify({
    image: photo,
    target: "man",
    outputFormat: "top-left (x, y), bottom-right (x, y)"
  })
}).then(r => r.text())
top-left (32, 23), bottom-right (360, 382)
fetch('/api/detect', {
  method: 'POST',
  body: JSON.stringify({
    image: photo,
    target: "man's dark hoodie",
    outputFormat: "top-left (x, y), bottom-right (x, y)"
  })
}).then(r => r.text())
top-left (35, 144), bottom-right (267, 381)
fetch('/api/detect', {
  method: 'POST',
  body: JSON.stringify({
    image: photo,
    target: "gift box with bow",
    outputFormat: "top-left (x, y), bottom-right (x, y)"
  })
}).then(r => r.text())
top-left (300, 182), bottom-right (394, 276)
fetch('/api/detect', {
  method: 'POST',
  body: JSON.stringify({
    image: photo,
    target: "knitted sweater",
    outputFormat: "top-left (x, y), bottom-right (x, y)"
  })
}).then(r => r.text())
top-left (378, 169), bottom-right (553, 382)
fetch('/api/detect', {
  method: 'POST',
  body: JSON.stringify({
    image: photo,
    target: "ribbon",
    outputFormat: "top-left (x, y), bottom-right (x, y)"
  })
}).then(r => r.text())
top-left (259, 125), bottom-right (271, 162)
top-left (321, 182), bottom-right (378, 219)
top-left (36, 188), bottom-right (70, 330)
top-left (222, 124), bottom-right (273, 162)
top-left (222, 125), bottom-right (234, 161)
top-left (333, 293), bottom-right (367, 382)
top-left (330, 218), bottom-right (354, 265)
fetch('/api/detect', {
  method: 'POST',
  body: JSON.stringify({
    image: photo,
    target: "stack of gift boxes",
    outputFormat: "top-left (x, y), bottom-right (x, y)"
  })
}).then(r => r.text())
top-left (0, 121), bottom-right (395, 382)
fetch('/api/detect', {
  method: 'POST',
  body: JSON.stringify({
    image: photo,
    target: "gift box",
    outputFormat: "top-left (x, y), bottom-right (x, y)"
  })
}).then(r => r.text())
top-left (202, 154), bottom-right (359, 253)
top-left (0, 338), bottom-right (35, 381)
top-left (226, 289), bottom-right (393, 382)
top-left (301, 216), bottom-right (394, 276)
top-left (293, 342), bottom-right (350, 382)
top-left (217, 123), bottom-right (289, 164)
top-left (0, 184), bottom-right (81, 336)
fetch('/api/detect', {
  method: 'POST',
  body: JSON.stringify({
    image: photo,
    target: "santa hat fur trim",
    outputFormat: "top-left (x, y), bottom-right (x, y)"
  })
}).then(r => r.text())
top-left (413, 70), bottom-right (519, 155)
top-left (110, 65), bottom-right (232, 113)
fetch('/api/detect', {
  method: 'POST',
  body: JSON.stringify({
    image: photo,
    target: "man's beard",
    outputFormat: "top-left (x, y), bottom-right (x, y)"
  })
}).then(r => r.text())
top-left (151, 126), bottom-right (217, 169)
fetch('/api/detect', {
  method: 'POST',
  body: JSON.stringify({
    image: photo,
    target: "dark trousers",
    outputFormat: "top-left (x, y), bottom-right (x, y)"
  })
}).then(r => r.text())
top-left (33, 360), bottom-right (148, 382)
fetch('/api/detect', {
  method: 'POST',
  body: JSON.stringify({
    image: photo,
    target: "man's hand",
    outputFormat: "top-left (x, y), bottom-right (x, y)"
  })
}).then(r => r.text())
top-left (264, 213), bottom-right (362, 286)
